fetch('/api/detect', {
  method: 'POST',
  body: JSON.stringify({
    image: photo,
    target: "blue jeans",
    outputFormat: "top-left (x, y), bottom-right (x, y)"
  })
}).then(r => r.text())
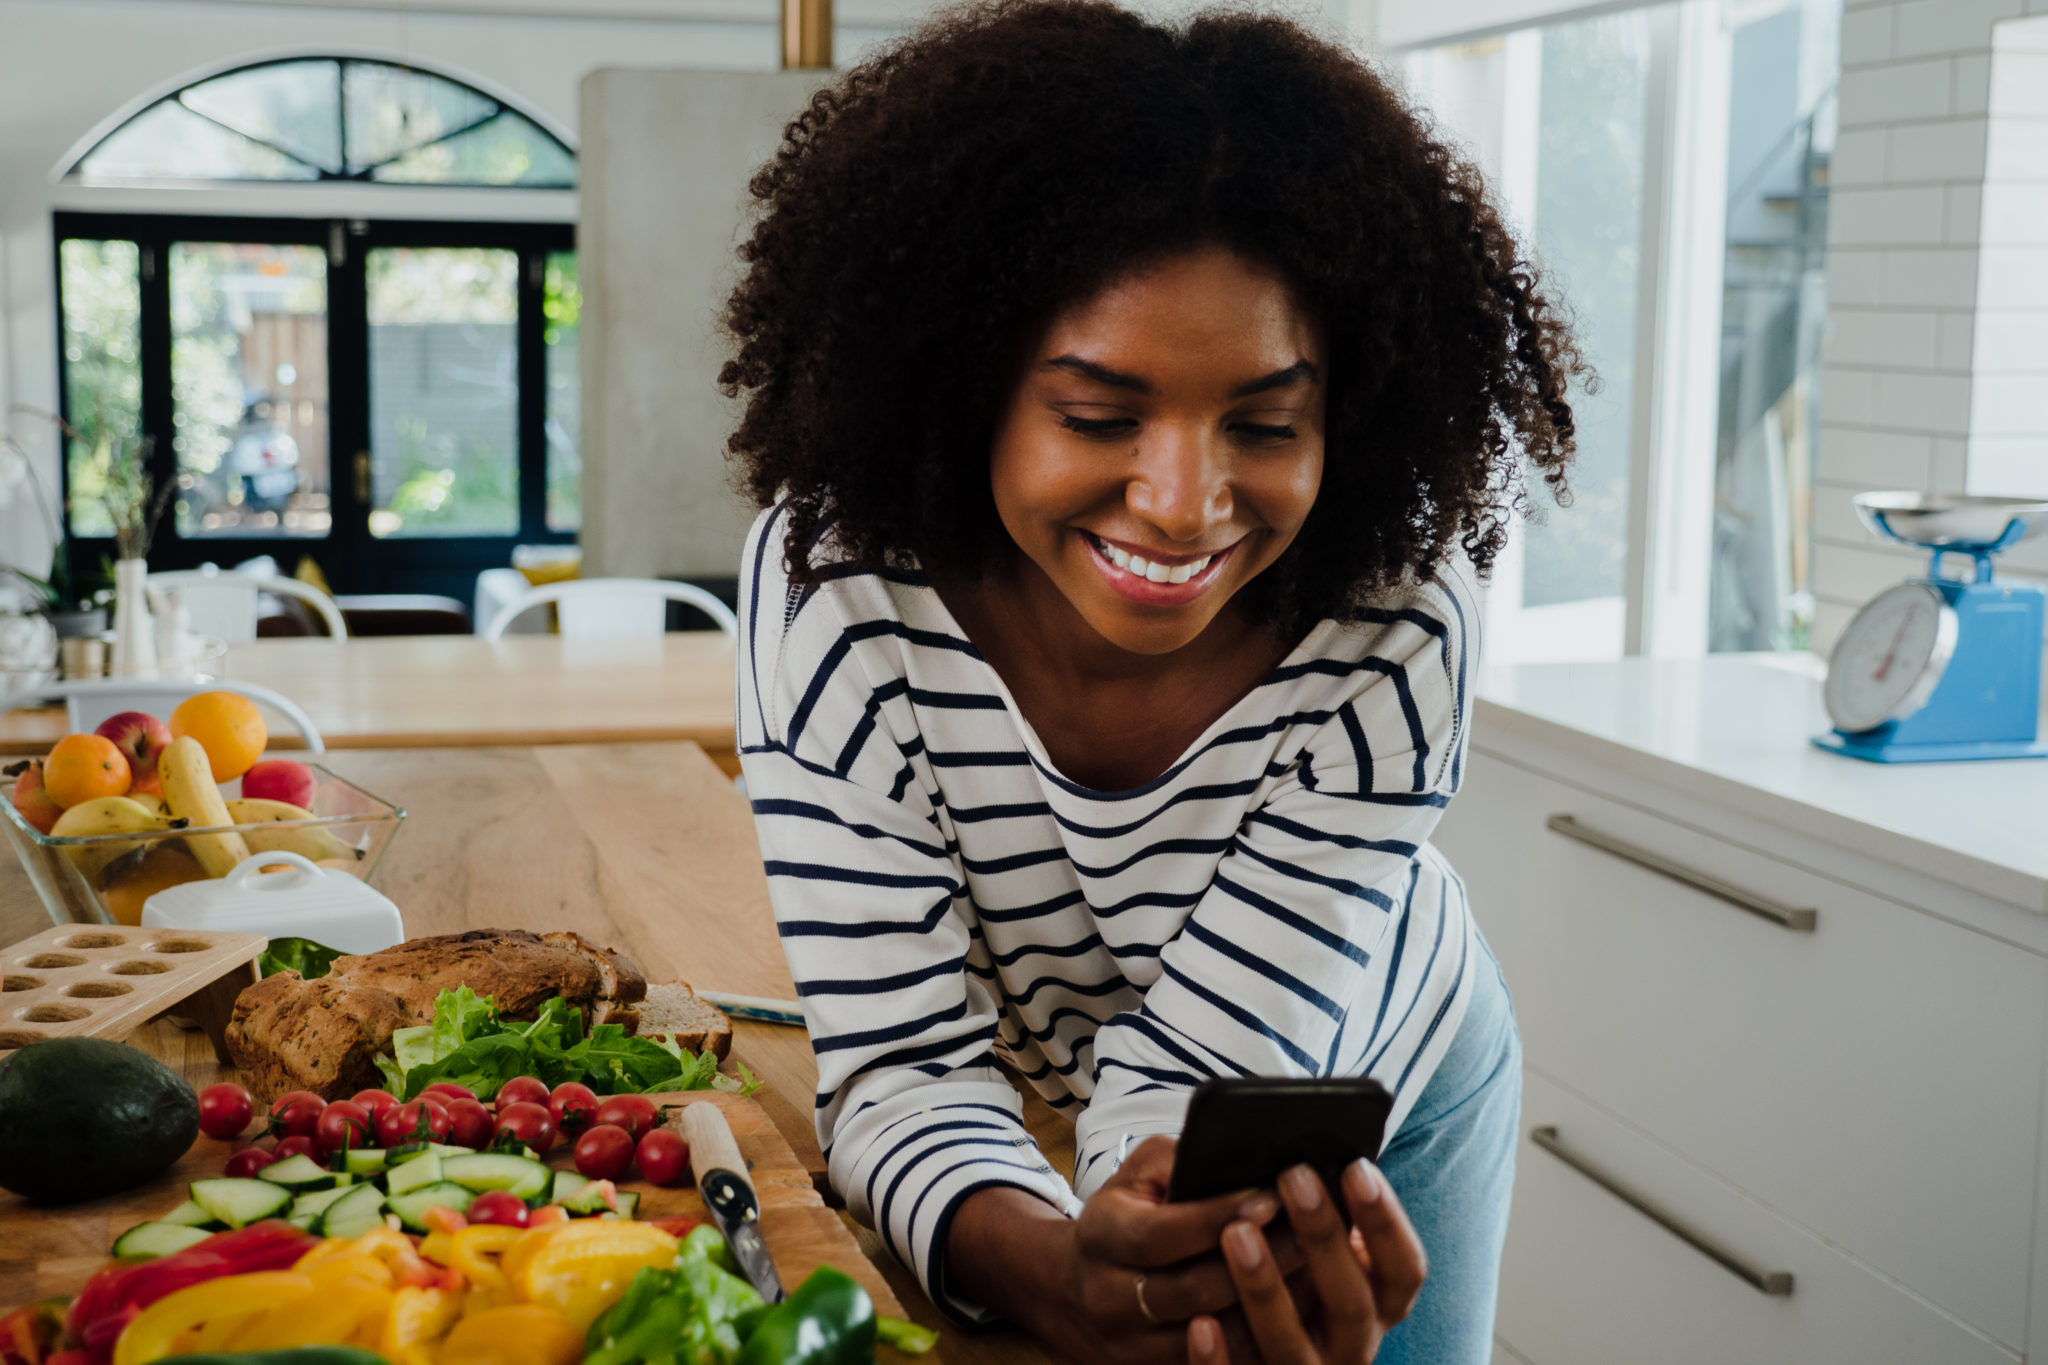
top-left (1372, 930), bottom-right (1521, 1365)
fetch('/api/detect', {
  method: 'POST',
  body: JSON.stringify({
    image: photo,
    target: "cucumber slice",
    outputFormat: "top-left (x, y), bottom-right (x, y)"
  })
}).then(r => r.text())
top-left (286, 1210), bottom-right (320, 1232)
top-left (289, 1186), bottom-right (353, 1220)
top-left (336, 1147), bottom-right (389, 1176)
top-left (600, 1191), bottom-right (641, 1221)
top-left (113, 1221), bottom-right (215, 1258)
top-left (385, 1152), bottom-right (444, 1196)
top-left (558, 1179), bottom-right (617, 1215)
top-left (258, 1154), bottom-right (339, 1190)
top-left (550, 1170), bottom-right (590, 1205)
top-left (429, 1143), bottom-right (478, 1157)
top-left (189, 1178), bottom-right (294, 1229)
top-left (159, 1199), bottom-right (219, 1229)
top-left (440, 1153), bottom-right (551, 1201)
top-left (385, 1182), bottom-right (475, 1232)
top-left (319, 1183), bottom-right (388, 1239)
top-left (383, 1141), bottom-right (432, 1164)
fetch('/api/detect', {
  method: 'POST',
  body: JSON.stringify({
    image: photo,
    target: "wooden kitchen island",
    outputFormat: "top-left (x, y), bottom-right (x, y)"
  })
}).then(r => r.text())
top-left (0, 742), bottom-right (1065, 1365)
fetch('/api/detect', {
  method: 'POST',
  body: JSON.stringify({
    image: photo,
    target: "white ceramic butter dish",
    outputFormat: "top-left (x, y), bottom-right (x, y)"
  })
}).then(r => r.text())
top-left (142, 851), bottom-right (404, 956)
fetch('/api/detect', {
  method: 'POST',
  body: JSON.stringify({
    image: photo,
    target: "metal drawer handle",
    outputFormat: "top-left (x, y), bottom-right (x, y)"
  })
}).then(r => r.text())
top-left (1546, 815), bottom-right (1817, 932)
top-left (1531, 1125), bottom-right (1794, 1297)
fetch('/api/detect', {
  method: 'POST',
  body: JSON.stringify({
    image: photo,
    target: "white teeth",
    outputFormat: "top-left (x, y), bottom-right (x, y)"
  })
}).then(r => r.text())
top-left (1091, 534), bottom-right (1214, 585)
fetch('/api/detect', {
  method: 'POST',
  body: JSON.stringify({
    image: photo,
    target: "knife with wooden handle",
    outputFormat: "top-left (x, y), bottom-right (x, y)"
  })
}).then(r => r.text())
top-left (680, 1102), bottom-right (786, 1303)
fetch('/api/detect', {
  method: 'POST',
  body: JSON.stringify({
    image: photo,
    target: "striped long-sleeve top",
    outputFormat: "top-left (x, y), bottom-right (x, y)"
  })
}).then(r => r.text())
top-left (736, 504), bottom-right (1480, 1324)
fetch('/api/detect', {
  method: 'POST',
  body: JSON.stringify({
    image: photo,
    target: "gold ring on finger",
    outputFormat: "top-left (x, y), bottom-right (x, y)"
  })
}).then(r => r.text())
top-left (1133, 1273), bottom-right (1162, 1326)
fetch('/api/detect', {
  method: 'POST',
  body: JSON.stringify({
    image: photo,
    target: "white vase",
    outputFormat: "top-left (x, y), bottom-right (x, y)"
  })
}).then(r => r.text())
top-left (110, 557), bottom-right (157, 676)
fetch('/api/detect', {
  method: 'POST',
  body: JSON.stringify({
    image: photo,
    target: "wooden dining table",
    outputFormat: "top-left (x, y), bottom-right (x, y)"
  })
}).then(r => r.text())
top-left (0, 634), bottom-right (741, 770)
top-left (0, 742), bottom-right (1065, 1365)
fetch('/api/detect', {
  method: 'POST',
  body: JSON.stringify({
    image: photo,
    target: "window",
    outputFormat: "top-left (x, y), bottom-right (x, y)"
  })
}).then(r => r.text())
top-left (67, 59), bottom-right (575, 188)
top-left (54, 55), bottom-right (578, 601)
top-left (1404, 11), bottom-right (1658, 662)
top-left (55, 217), bottom-right (575, 600)
top-left (1401, 0), bottom-right (1829, 662)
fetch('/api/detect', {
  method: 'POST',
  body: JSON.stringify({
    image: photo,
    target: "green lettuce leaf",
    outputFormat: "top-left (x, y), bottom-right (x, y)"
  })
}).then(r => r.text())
top-left (258, 937), bottom-right (344, 980)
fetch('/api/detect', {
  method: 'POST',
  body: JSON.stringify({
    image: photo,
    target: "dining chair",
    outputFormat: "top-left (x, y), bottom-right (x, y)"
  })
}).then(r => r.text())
top-left (480, 578), bottom-right (740, 642)
top-left (6, 678), bottom-right (326, 753)
top-left (148, 565), bottom-right (349, 642)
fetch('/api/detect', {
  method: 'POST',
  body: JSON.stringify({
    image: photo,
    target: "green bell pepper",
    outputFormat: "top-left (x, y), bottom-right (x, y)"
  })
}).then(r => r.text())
top-left (733, 1268), bottom-right (875, 1365)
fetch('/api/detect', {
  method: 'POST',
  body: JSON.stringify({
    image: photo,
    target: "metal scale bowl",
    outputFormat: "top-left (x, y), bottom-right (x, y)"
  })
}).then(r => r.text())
top-left (1815, 493), bottom-right (2048, 763)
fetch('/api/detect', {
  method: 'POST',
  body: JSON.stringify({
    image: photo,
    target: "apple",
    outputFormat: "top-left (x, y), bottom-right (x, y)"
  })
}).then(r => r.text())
top-left (242, 758), bottom-right (316, 810)
top-left (8, 761), bottom-right (62, 835)
top-left (95, 712), bottom-right (173, 800)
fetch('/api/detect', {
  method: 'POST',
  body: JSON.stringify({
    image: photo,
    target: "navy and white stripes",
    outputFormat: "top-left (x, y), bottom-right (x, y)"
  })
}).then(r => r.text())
top-left (737, 504), bottom-right (1479, 1324)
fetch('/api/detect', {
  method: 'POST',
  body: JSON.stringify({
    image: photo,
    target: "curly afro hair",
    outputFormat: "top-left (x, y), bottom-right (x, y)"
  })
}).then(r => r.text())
top-left (721, 0), bottom-right (1584, 634)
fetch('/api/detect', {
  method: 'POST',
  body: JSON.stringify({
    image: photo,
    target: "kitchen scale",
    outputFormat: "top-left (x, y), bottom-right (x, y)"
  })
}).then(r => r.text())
top-left (1815, 492), bottom-right (2048, 764)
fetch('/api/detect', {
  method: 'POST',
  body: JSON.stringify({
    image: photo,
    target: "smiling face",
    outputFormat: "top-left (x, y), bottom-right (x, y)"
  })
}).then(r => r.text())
top-left (988, 245), bottom-right (1327, 659)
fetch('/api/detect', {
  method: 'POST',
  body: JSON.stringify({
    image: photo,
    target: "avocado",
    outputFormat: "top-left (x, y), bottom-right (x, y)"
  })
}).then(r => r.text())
top-left (0, 1036), bottom-right (199, 1203)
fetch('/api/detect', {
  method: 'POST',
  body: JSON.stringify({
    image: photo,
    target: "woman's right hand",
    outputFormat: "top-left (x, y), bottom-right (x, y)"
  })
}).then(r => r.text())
top-left (948, 1136), bottom-right (1307, 1363)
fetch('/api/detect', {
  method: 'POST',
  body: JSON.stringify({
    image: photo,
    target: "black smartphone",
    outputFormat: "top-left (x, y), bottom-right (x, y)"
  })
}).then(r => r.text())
top-left (1166, 1076), bottom-right (1394, 1205)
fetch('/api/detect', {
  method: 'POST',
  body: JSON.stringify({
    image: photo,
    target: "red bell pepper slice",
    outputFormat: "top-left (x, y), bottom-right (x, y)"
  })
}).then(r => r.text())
top-left (64, 1221), bottom-right (316, 1365)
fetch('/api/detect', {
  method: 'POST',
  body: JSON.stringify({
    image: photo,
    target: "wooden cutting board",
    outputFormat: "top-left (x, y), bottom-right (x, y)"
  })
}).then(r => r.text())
top-left (0, 1089), bottom-right (911, 1343)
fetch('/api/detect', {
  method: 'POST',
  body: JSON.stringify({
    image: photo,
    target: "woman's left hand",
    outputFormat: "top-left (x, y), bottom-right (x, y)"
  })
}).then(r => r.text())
top-left (1187, 1159), bottom-right (1426, 1364)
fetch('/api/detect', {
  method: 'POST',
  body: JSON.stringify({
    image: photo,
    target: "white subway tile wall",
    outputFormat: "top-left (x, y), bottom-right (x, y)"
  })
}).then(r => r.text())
top-left (1812, 2), bottom-right (2048, 653)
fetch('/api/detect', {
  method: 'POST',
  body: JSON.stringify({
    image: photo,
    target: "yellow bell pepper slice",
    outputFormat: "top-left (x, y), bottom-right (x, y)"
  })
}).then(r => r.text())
top-left (437, 1305), bottom-right (584, 1365)
top-left (381, 1284), bottom-right (465, 1357)
top-left (113, 1272), bottom-right (314, 1365)
top-left (504, 1221), bottom-right (680, 1332)
top-left (219, 1284), bottom-right (394, 1353)
top-left (448, 1224), bottom-right (524, 1294)
top-left (307, 1252), bottom-right (398, 1292)
top-left (294, 1239), bottom-right (365, 1271)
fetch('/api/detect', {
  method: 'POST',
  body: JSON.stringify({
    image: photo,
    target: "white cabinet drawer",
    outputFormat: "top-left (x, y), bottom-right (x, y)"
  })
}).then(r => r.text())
top-left (1435, 752), bottom-right (2047, 1348)
top-left (1497, 1070), bottom-right (2017, 1365)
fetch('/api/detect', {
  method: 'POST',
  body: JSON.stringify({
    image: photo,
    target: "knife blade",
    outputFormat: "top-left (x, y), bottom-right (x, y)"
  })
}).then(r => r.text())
top-left (680, 1101), bottom-right (786, 1303)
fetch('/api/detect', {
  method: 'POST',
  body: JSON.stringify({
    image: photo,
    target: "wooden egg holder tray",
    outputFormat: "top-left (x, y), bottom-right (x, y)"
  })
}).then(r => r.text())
top-left (0, 924), bottom-right (265, 1061)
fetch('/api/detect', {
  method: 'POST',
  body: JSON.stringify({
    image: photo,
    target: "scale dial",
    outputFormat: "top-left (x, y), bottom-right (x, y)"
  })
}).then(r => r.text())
top-left (1825, 582), bottom-right (1958, 733)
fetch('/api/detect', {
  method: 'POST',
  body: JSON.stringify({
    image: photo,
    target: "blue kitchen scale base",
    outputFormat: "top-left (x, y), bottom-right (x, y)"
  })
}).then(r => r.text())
top-left (1813, 732), bottom-right (2048, 764)
top-left (1816, 495), bottom-right (2048, 765)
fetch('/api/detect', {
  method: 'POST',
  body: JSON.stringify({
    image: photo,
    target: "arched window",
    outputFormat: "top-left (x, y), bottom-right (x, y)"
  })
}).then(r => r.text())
top-left (64, 57), bottom-right (576, 189)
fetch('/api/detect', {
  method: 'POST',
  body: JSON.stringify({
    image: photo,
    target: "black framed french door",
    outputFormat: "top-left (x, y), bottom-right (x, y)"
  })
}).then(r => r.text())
top-left (53, 211), bottom-right (575, 604)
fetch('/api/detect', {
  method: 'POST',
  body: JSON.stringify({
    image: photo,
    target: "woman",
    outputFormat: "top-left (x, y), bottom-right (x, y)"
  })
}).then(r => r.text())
top-left (724, 3), bottom-right (1581, 1360)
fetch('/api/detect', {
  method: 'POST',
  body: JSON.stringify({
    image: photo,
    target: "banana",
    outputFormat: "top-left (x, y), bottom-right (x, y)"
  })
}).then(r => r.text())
top-left (49, 797), bottom-right (174, 883)
top-left (158, 736), bottom-right (250, 877)
top-left (225, 798), bottom-right (357, 863)
top-left (128, 793), bottom-right (169, 818)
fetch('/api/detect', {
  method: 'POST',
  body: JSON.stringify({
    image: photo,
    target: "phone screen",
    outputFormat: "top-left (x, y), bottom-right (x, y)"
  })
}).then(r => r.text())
top-left (1166, 1076), bottom-right (1394, 1205)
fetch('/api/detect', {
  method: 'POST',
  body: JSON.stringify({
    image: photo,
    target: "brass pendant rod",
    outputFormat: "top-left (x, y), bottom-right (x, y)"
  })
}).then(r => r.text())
top-left (781, 0), bottom-right (833, 69)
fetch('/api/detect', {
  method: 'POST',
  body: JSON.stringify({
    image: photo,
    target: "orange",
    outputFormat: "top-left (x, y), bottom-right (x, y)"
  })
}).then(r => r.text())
top-left (100, 845), bottom-right (209, 925)
top-left (168, 691), bottom-right (268, 782)
top-left (42, 734), bottom-right (131, 808)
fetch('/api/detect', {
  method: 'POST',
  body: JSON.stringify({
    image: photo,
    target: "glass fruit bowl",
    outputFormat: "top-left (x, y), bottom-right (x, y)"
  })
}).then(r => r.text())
top-left (1, 763), bottom-right (406, 928)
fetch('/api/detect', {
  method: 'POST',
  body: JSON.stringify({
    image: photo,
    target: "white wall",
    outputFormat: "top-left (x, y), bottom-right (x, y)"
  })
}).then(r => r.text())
top-left (1810, 0), bottom-right (2048, 652)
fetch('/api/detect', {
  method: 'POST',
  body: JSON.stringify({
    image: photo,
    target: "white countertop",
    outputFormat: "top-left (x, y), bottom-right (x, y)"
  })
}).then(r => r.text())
top-left (1473, 653), bottom-right (2048, 916)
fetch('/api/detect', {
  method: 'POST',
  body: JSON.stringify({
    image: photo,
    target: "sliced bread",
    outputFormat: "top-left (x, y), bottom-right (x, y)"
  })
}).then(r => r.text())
top-left (633, 982), bottom-right (733, 1060)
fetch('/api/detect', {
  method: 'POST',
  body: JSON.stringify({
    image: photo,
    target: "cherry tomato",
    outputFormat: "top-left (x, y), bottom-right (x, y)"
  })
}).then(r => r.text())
top-left (268, 1091), bottom-right (325, 1140)
top-left (376, 1097), bottom-right (452, 1147)
top-left (315, 1100), bottom-right (374, 1155)
top-left (573, 1123), bottom-right (635, 1181)
top-left (444, 1097), bottom-right (494, 1150)
top-left (494, 1101), bottom-right (557, 1155)
top-left (421, 1082), bottom-right (476, 1105)
top-left (495, 1076), bottom-right (549, 1108)
top-left (593, 1094), bottom-right (659, 1143)
top-left (197, 1083), bottom-right (254, 1140)
top-left (271, 1134), bottom-right (319, 1163)
top-left (223, 1146), bottom-right (278, 1179)
top-left (547, 1082), bottom-right (600, 1138)
top-left (527, 1204), bottom-right (571, 1228)
top-left (466, 1190), bottom-right (531, 1228)
top-left (635, 1128), bottom-right (690, 1186)
top-left (350, 1088), bottom-right (400, 1125)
